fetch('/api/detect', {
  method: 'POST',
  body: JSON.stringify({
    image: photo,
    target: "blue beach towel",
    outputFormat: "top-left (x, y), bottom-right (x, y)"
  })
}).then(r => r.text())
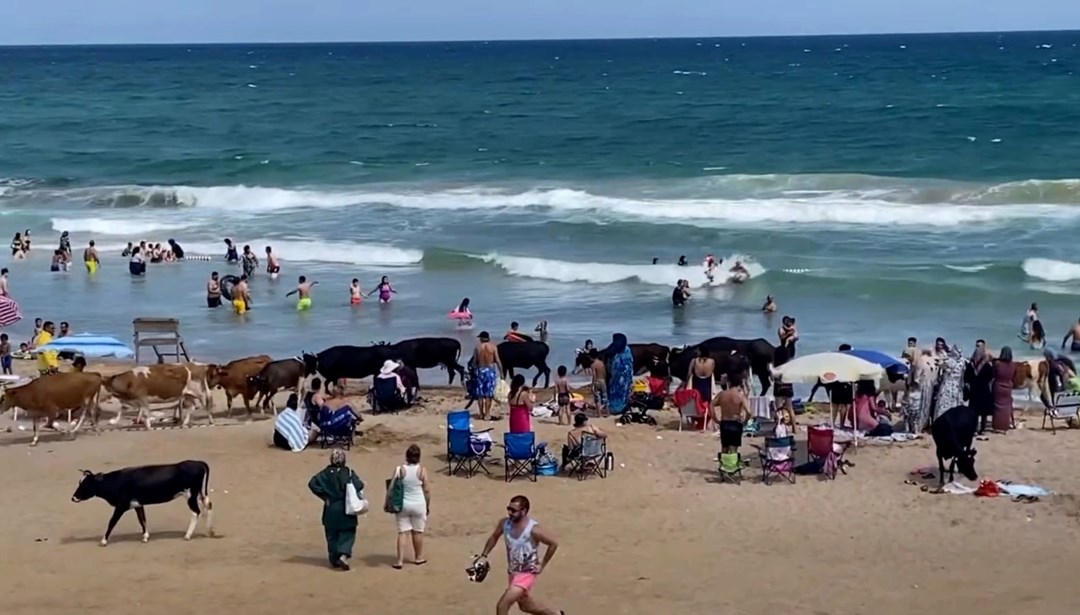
top-left (274, 408), bottom-right (310, 452)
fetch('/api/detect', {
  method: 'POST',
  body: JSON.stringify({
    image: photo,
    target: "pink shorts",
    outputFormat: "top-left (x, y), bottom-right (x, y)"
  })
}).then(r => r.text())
top-left (508, 572), bottom-right (538, 594)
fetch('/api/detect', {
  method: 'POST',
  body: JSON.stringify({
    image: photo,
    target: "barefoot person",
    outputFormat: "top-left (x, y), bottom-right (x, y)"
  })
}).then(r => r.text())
top-left (714, 373), bottom-right (752, 456)
top-left (83, 240), bottom-right (100, 274)
top-left (475, 495), bottom-right (564, 615)
top-left (473, 331), bottom-right (503, 421)
top-left (1062, 318), bottom-right (1080, 354)
top-left (285, 275), bottom-right (317, 311)
top-left (206, 272), bottom-right (222, 308)
top-left (265, 245), bottom-right (280, 280)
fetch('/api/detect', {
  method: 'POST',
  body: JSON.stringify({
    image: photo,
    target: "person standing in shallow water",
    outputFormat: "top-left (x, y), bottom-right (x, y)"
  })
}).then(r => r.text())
top-left (308, 450), bottom-right (365, 571)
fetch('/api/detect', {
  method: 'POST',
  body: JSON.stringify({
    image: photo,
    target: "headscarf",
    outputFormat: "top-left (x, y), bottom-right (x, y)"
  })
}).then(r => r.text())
top-left (609, 333), bottom-right (628, 356)
top-left (329, 449), bottom-right (347, 467)
top-left (948, 344), bottom-right (963, 360)
top-left (969, 346), bottom-right (989, 372)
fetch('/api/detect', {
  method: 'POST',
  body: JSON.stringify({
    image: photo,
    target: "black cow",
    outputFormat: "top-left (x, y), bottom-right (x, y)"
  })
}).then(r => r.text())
top-left (575, 343), bottom-right (671, 376)
top-left (931, 405), bottom-right (979, 488)
top-left (71, 460), bottom-right (213, 547)
top-left (668, 346), bottom-right (752, 387)
top-left (497, 341), bottom-right (551, 388)
top-left (302, 345), bottom-right (392, 390)
top-left (249, 357), bottom-right (307, 410)
top-left (681, 337), bottom-right (779, 394)
top-left (383, 337), bottom-right (466, 386)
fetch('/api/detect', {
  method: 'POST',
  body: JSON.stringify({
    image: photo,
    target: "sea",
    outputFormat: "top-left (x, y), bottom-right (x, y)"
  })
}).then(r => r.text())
top-left (3, 31), bottom-right (1080, 375)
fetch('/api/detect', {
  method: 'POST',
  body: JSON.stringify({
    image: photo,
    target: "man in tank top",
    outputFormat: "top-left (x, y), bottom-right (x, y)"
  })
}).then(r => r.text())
top-left (477, 495), bottom-right (564, 615)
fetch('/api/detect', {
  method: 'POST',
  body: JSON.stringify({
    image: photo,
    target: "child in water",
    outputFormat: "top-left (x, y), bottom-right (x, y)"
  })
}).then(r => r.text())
top-left (349, 279), bottom-right (363, 305)
top-left (451, 297), bottom-right (473, 327)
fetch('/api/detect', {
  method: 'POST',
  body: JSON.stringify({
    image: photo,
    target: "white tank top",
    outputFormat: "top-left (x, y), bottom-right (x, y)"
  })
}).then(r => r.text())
top-left (503, 518), bottom-right (540, 573)
top-left (400, 464), bottom-right (426, 509)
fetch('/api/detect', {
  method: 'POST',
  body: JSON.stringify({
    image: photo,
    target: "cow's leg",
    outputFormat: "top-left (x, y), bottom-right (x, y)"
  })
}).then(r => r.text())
top-left (938, 456), bottom-right (947, 488)
top-left (134, 506), bottom-right (150, 543)
top-left (109, 401), bottom-right (125, 426)
top-left (184, 490), bottom-right (202, 540)
top-left (203, 393), bottom-right (215, 426)
top-left (101, 506), bottom-right (128, 546)
top-left (757, 370), bottom-right (771, 396)
top-left (29, 416), bottom-right (39, 447)
top-left (66, 408), bottom-right (88, 439)
top-left (141, 401), bottom-right (153, 429)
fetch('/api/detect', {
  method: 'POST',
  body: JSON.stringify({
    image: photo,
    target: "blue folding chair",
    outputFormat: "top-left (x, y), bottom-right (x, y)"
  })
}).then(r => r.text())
top-left (446, 410), bottom-right (492, 477)
top-left (504, 432), bottom-right (540, 483)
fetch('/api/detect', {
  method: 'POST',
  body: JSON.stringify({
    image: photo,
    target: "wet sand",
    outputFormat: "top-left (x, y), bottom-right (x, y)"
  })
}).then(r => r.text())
top-left (2, 364), bottom-right (1080, 614)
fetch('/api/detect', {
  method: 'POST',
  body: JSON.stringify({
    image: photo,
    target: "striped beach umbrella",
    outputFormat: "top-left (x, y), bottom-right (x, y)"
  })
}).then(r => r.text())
top-left (0, 295), bottom-right (21, 328)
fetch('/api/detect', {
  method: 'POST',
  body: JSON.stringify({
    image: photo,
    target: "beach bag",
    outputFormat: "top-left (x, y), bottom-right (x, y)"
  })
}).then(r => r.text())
top-left (384, 466), bottom-right (405, 514)
top-left (495, 378), bottom-right (510, 404)
top-left (345, 481), bottom-right (368, 516)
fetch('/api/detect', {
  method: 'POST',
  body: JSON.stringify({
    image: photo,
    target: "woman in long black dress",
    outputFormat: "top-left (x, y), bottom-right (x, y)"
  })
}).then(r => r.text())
top-left (964, 343), bottom-right (994, 434)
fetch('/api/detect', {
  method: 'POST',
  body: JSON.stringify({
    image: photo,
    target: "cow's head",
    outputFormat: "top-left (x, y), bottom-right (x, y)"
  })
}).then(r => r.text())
top-left (301, 352), bottom-right (318, 376)
top-left (72, 469), bottom-right (101, 502)
top-left (956, 448), bottom-right (978, 482)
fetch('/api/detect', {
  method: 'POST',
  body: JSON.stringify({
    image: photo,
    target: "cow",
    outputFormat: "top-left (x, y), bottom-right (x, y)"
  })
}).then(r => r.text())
top-left (497, 341), bottom-right (551, 388)
top-left (249, 357), bottom-right (307, 412)
top-left (207, 354), bottom-right (272, 417)
top-left (302, 345), bottom-right (393, 390)
top-left (575, 343), bottom-right (671, 376)
top-left (102, 364), bottom-right (213, 428)
top-left (71, 460), bottom-right (214, 547)
top-left (685, 337), bottom-right (779, 394)
top-left (931, 404), bottom-right (979, 488)
top-left (383, 337), bottom-right (466, 386)
top-left (0, 372), bottom-right (102, 446)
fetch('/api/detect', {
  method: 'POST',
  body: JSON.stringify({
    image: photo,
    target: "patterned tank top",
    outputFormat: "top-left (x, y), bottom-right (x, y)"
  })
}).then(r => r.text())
top-left (503, 518), bottom-right (540, 573)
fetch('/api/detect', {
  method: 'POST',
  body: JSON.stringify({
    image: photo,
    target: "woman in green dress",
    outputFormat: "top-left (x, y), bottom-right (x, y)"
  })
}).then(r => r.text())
top-left (308, 450), bottom-right (365, 570)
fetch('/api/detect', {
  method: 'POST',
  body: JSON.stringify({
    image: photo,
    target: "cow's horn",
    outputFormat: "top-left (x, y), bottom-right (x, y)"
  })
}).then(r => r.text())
top-left (78, 469), bottom-right (91, 476)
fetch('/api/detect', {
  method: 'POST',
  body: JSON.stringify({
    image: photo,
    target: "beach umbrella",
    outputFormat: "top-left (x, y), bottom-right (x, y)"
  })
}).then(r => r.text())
top-left (842, 349), bottom-right (909, 375)
top-left (772, 352), bottom-right (885, 384)
top-left (0, 295), bottom-right (22, 328)
top-left (32, 333), bottom-right (135, 360)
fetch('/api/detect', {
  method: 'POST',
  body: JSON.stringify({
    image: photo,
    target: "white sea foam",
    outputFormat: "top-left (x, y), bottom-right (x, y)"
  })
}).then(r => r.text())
top-left (479, 253), bottom-right (765, 286)
top-left (50, 217), bottom-right (191, 236)
top-left (945, 264), bottom-right (992, 273)
top-left (1022, 258), bottom-right (1080, 282)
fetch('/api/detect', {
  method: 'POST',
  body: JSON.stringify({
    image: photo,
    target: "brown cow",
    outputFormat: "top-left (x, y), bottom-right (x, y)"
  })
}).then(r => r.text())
top-left (102, 364), bottom-right (214, 428)
top-left (0, 372), bottom-right (102, 446)
top-left (206, 354), bottom-right (272, 417)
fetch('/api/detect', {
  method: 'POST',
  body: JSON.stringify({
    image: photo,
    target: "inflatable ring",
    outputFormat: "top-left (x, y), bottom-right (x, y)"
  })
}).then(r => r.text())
top-left (220, 274), bottom-right (240, 302)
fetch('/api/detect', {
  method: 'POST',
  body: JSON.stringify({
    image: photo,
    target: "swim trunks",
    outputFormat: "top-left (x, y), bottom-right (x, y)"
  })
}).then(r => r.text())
top-left (719, 420), bottom-right (743, 449)
top-left (297, 297), bottom-right (312, 311)
top-left (350, 296), bottom-right (362, 305)
top-left (207, 296), bottom-right (221, 308)
top-left (233, 298), bottom-right (247, 315)
top-left (508, 572), bottom-right (538, 594)
top-left (1072, 341), bottom-right (1080, 353)
top-left (477, 366), bottom-right (498, 399)
top-left (85, 261), bottom-right (98, 274)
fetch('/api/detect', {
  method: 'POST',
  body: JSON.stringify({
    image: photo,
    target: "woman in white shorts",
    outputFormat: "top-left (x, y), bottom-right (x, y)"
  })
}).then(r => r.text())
top-left (393, 444), bottom-right (430, 569)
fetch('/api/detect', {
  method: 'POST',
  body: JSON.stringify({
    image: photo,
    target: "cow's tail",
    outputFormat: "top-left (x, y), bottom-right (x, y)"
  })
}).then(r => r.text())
top-left (200, 461), bottom-right (214, 536)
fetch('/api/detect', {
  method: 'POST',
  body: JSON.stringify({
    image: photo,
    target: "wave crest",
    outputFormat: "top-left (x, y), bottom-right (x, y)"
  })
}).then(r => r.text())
top-left (1022, 258), bottom-right (1080, 282)
top-left (478, 253), bottom-right (765, 286)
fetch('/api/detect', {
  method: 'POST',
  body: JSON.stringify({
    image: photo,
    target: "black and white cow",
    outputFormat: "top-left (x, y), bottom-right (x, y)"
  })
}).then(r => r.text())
top-left (71, 460), bottom-right (214, 546)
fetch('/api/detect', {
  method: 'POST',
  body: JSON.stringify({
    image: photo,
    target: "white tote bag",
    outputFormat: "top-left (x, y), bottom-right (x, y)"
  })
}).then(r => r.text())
top-left (345, 482), bottom-right (369, 516)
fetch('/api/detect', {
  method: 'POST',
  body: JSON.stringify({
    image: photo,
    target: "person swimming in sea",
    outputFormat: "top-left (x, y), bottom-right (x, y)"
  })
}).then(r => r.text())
top-left (368, 276), bottom-right (396, 303)
top-left (168, 238), bottom-right (185, 260)
top-left (730, 260), bottom-right (750, 281)
top-left (677, 255), bottom-right (688, 267)
top-left (285, 275), bottom-right (317, 311)
top-left (703, 254), bottom-right (718, 283)
top-left (349, 279), bottom-right (363, 306)
top-left (450, 297), bottom-right (473, 328)
top-left (265, 245), bottom-right (280, 279)
top-left (224, 238), bottom-right (239, 264)
top-left (761, 295), bottom-right (777, 313)
top-left (672, 279), bottom-right (690, 307)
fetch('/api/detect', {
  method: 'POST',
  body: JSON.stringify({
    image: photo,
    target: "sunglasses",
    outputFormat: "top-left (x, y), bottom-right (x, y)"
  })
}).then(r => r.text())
top-left (506, 506), bottom-right (522, 514)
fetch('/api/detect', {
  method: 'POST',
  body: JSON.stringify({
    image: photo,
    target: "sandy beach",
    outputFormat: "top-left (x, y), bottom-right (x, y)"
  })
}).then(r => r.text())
top-left (2, 357), bottom-right (1080, 615)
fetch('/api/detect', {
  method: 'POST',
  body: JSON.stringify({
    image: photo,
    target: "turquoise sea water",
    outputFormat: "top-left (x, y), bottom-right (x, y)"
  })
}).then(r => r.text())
top-left (3, 31), bottom-right (1080, 367)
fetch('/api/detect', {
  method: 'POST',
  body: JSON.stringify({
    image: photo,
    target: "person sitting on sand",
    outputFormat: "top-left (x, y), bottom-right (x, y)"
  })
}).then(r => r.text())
top-left (274, 393), bottom-right (319, 452)
top-left (561, 412), bottom-right (606, 470)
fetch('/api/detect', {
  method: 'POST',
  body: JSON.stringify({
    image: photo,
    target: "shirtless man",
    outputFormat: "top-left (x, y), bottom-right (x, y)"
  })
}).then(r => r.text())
top-left (285, 275), bottom-right (317, 311)
top-left (206, 272), bottom-right (222, 308)
top-left (233, 274), bottom-right (252, 315)
top-left (761, 295), bottom-right (776, 313)
top-left (589, 349), bottom-right (608, 413)
top-left (473, 331), bottom-right (504, 421)
top-left (83, 240), bottom-right (100, 274)
top-left (713, 373), bottom-right (752, 455)
top-left (1062, 318), bottom-right (1080, 353)
top-left (265, 245), bottom-right (280, 280)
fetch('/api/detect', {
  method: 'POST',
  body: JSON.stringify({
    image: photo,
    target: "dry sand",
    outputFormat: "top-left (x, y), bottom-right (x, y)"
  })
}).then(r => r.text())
top-left (3, 362), bottom-right (1080, 614)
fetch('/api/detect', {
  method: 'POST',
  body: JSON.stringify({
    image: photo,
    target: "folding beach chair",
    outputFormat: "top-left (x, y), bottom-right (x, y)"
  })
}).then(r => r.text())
top-left (316, 407), bottom-right (356, 450)
top-left (755, 436), bottom-right (796, 485)
top-left (717, 452), bottom-right (743, 484)
top-left (446, 410), bottom-right (492, 477)
top-left (1043, 392), bottom-right (1080, 434)
top-left (674, 388), bottom-right (707, 431)
top-left (504, 432), bottom-right (541, 483)
top-left (807, 425), bottom-right (849, 479)
top-left (567, 433), bottom-right (609, 480)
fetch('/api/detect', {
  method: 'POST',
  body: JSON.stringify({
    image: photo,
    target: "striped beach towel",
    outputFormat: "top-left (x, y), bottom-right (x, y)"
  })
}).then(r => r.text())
top-left (0, 296), bottom-right (21, 328)
top-left (274, 408), bottom-right (310, 452)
